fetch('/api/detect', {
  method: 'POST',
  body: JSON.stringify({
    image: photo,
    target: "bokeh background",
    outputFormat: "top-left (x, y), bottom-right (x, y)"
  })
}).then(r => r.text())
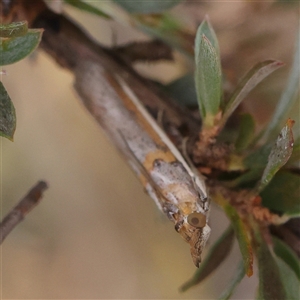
top-left (1, 1), bottom-right (298, 299)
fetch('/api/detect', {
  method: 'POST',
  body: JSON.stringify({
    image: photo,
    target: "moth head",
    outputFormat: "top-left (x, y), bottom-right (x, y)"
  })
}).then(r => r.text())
top-left (176, 212), bottom-right (211, 267)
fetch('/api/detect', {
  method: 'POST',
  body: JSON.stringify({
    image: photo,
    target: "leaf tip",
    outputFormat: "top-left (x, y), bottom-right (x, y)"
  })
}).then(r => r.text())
top-left (275, 60), bottom-right (285, 67)
top-left (242, 241), bottom-right (254, 277)
top-left (179, 281), bottom-right (193, 293)
top-left (202, 14), bottom-right (210, 26)
top-left (246, 261), bottom-right (254, 277)
top-left (0, 132), bottom-right (14, 141)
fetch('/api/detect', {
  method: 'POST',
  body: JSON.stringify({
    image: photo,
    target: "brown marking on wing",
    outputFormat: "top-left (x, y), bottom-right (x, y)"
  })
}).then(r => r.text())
top-left (143, 149), bottom-right (175, 171)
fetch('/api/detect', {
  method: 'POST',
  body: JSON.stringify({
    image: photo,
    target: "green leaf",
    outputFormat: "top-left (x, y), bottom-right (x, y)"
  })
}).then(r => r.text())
top-left (164, 74), bottom-right (198, 107)
top-left (274, 255), bottom-right (300, 300)
top-left (254, 229), bottom-right (287, 300)
top-left (195, 32), bottom-right (222, 127)
top-left (0, 21), bottom-right (28, 38)
top-left (0, 29), bottom-right (43, 66)
top-left (260, 171), bottom-right (300, 216)
top-left (273, 236), bottom-right (300, 280)
top-left (218, 260), bottom-right (245, 300)
top-left (262, 30), bottom-right (300, 142)
top-left (0, 81), bottom-right (16, 141)
top-left (195, 16), bottom-right (220, 59)
top-left (64, 0), bottom-right (111, 19)
top-left (113, 0), bottom-right (182, 14)
top-left (233, 144), bottom-right (272, 187)
top-left (244, 144), bottom-right (272, 170)
top-left (257, 119), bottom-right (295, 192)
top-left (223, 203), bottom-right (253, 276)
top-left (220, 60), bottom-right (284, 129)
top-left (235, 113), bottom-right (256, 152)
top-left (180, 226), bottom-right (234, 292)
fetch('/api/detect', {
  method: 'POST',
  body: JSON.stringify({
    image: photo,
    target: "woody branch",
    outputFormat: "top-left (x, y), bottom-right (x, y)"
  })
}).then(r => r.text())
top-left (0, 0), bottom-right (199, 147)
top-left (0, 181), bottom-right (48, 244)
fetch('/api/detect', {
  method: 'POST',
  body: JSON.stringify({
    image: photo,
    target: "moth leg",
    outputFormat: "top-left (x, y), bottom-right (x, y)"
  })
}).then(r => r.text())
top-left (162, 202), bottom-right (185, 233)
top-left (162, 202), bottom-right (178, 221)
top-left (174, 219), bottom-right (184, 233)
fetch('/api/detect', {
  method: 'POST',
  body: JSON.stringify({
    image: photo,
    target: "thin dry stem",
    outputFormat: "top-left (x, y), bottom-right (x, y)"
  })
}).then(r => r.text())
top-left (0, 181), bottom-right (48, 244)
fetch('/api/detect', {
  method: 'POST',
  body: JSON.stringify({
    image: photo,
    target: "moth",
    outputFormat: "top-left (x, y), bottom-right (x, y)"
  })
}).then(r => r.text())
top-left (75, 62), bottom-right (211, 267)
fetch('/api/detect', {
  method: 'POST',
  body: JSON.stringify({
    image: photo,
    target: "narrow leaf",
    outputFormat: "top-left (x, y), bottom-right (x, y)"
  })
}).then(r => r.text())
top-left (223, 203), bottom-right (253, 276)
top-left (258, 119), bottom-right (295, 192)
top-left (244, 144), bottom-right (272, 170)
top-left (195, 16), bottom-right (220, 59)
top-left (220, 60), bottom-right (284, 129)
top-left (0, 81), bottom-right (16, 141)
top-left (64, 0), bottom-right (110, 19)
top-left (0, 21), bottom-right (28, 38)
top-left (260, 171), bottom-right (300, 216)
top-left (180, 226), bottom-right (234, 292)
top-left (254, 229), bottom-right (287, 300)
top-left (235, 113), bottom-right (256, 152)
top-left (232, 144), bottom-right (272, 187)
top-left (275, 255), bottom-right (300, 300)
top-left (195, 33), bottom-right (222, 127)
top-left (113, 0), bottom-right (182, 14)
top-left (218, 260), bottom-right (245, 300)
top-left (273, 236), bottom-right (300, 280)
top-left (262, 30), bottom-right (300, 142)
top-left (0, 29), bottom-right (43, 66)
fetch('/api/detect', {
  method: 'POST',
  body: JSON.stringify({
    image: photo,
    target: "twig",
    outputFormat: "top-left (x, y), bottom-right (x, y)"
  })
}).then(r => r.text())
top-left (112, 40), bottom-right (173, 63)
top-left (0, 181), bottom-right (48, 244)
top-left (0, 1), bottom-right (200, 144)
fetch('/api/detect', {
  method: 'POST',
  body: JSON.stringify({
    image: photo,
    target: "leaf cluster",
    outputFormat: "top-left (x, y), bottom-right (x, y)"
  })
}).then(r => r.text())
top-left (181, 17), bottom-right (299, 299)
top-left (57, 1), bottom-right (300, 298)
top-left (0, 21), bottom-right (43, 140)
